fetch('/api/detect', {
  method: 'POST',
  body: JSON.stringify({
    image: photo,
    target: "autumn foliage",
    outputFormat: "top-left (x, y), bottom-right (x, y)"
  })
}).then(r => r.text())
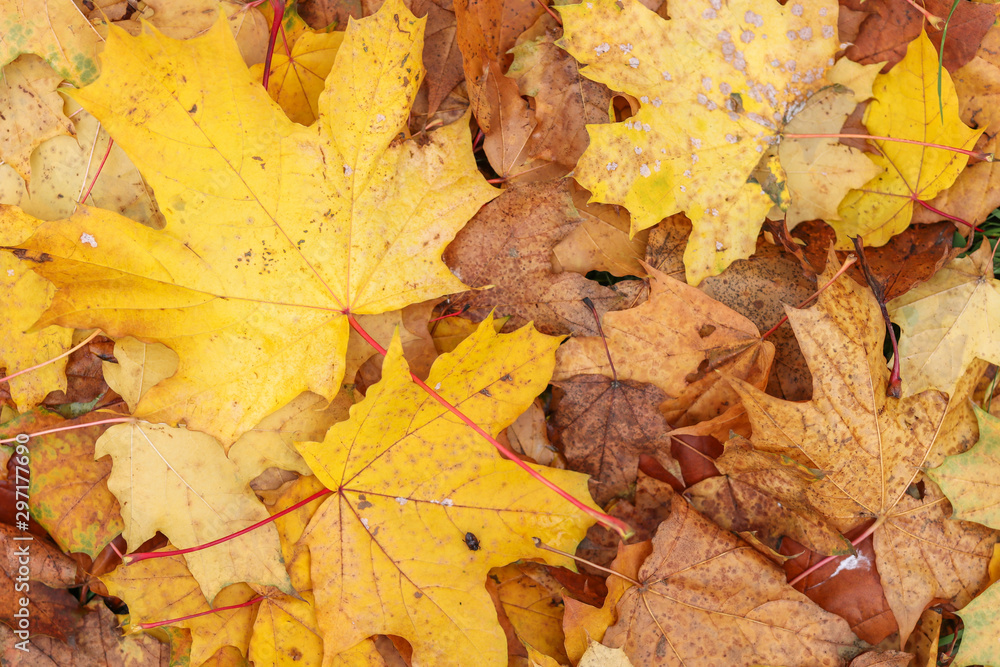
top-left (5, 0), bottom-right (1000, 665)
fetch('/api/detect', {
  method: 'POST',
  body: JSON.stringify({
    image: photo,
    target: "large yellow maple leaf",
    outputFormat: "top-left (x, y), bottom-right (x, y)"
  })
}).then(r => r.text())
top-left (557, 0), bottom-right (838, 283)
top-left (833, 31), bottom-right (982, 247)
top-left (1, 0), bottom-right (497, 445)
top-left (295, 318), bottom-right (597, 666)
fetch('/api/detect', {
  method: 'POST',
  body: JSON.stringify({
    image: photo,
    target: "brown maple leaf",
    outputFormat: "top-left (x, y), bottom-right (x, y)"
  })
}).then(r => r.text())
top-left (444, 180), bottom-right (639, 336)
top-left (552, 374), bottom-right (671, 505)
top-left (728, 260), bottom-right (996, 643)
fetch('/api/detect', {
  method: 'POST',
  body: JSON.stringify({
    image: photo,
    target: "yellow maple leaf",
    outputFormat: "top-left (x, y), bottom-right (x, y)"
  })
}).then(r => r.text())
top-left (888, 242), bottom-right (1000, 398)
top-left (557, 0), bottom-right (838, 283)
top-left (96, 422), bottom-right (292, 602)
top-left (2, 0), bottom-right (497, 444)
top-left (295, 318), bottom-right (597, 666)
top-left (0, 214), bottom-right (72, 411)
top-left (779, 58), bottom-right (885, 228)
top-left (834, 31), bottom-right (982, 247)
top-left (250, 30), bottom-right (344, 125)
top-left (102, 549), bottom-right (258, 666)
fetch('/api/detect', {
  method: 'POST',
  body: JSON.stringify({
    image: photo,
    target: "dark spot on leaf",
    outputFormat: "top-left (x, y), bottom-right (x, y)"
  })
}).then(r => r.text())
top-left (698, 324), bottom-right (716, 338)
top-left (188, 104), bottom-right (197, 113)
top-left (11, 249), bottom-right (53, 263)
top-left (479, 388), bottom-right (492, 397)
top-left (414, 591), bottom-right (423, 598)
top-left (685, 358), bottom-right (711, 384)
top-left (357, 494), bottom-right (373, 509)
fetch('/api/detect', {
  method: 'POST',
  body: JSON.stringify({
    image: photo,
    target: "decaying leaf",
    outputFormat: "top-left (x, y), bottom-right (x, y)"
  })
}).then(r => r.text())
top-left (552, 373), bottom-right (671, 505)
top-left (603, 491), bottom-right (862, 666)
top-left (555, 264), bottom-right (773, 427)
top-left (684, 435), bottom-right (852, 555)
top-left (730, 259), bottom-right (996, 643)
top-left (444, 180), bottom-right (635, 336)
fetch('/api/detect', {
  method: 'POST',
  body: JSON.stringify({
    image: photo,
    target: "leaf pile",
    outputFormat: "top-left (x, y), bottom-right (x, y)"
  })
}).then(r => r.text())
top-left (4, 0), bottom-right (1000, 665)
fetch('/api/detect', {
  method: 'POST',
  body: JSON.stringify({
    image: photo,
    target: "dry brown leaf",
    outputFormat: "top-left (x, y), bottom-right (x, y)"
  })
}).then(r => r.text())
top-left (729, 259), bottom-right (995, 644)
top-left (575, 471), bottom-right (677, 571)
top-left (508, 18), bottom-right (612, 170)
top-left (684, 436), bottom-right (852, 556)
top-left (840, 0), bottom-right (998, 73)
top-left (643, 212), bottom-right (692, 280)
top-left (454, 0), bottom-right (542, 176)
top-left (603, 492), bottom-right (861, 666)
top-left (699, 239), bottom-right (816, 401)
top-left (562, 541), bottom-right (652, 665)
top-left (954, 19), bottom-right (1000, 138)
top-left (552, 183), bottom-right (648, 278)
top-left (793, 220), bottom-right (960, 302)
top-left (444, 180), bottom-right (637, 336)
top-left (552, 374), bottom-right (672, 505)
top-left (555, 263), bottom-right (773, 427)
top-left (413, 0), bottom-right (465, 118)
top-left (0, 602), bottom-right (171, 666)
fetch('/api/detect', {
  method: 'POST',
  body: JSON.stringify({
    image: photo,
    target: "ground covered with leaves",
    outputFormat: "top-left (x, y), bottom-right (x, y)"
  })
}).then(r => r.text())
top-left (3, 0), bottom-right (1000, 665)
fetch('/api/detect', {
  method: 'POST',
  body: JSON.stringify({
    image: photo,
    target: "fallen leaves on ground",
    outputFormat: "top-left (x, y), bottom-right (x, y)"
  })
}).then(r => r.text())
top-left (552, 373), bottom-right (671, 505)
top-left (888, 242), bottom-right (1000, 398)
top-left (603, 490), bottom-right (862, 666)
top-left (97, 421), bottom-right (291, 602)
top-left (555, 263), bottom-right (773, 427)
top-left (444, 180), bottom-right (637, 336)
top-left (729, 259), bottom-right (996, 643)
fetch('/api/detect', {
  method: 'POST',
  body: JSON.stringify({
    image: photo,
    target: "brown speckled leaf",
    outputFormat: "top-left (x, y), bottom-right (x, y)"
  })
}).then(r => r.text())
top-left (728, 259), bottom-right (985, 644)
top-left (444, 180), bottom-right (636, 336)
top-left (552, 375), bottom-right (672, 505)
top-left (684, 436), bottom-right (852, 556)
top-left (508, 21), bottom-right (612, 171)
top-left (793, 220), bottom-right (959, 302)
top-left (604, 492), bottom-right (861, 666)
top-left (873, 482), bottom-right (997, 654)
top-left (0, 602), bottom-right (170, 666)
top-left (555, 263), bottom-right (773, 427)
top-left (575, 471), bottom-right (676, 570)
top-left (700, 239), bottom-right (816, 401)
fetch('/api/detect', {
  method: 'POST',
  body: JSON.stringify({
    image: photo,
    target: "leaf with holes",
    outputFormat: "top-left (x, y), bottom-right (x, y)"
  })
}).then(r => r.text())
top-left (1, 0), bottom-right (497, 445)
top-left (295, 317), bottom-right (598, 666)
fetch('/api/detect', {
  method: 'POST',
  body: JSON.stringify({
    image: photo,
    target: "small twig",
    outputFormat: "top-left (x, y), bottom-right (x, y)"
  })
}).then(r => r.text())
top-left (851, 237), bottom-right (901, 398)
top-left (533, 538), bottom-right (641, 586)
